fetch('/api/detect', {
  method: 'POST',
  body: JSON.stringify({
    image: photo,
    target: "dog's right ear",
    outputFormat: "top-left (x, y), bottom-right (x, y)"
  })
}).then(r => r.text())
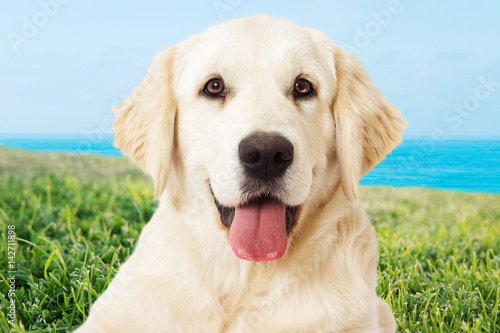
top-left (331, 47), bottom-right (407, 202)
top-left (307, 28), bottom-right (407, 203)
top-left (113, 45), bottom-right (179, 199)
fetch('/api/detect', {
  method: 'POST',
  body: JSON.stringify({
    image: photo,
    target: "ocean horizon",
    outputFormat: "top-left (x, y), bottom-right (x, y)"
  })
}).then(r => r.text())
top-left (1, 134), bottom-right (499, 194)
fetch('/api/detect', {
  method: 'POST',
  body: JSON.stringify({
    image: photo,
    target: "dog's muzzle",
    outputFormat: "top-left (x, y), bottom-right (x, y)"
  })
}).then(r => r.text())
top-left (214, 132), bottom-right (299, 262)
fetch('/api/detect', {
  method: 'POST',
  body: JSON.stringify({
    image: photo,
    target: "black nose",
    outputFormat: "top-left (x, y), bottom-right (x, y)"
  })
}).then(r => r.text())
top-left (238, 132), bottom-right (294, 181)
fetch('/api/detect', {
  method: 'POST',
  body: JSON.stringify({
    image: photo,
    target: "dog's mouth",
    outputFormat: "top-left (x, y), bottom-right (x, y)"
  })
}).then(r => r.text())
top-left (215, 196), bottom-right (298, 262)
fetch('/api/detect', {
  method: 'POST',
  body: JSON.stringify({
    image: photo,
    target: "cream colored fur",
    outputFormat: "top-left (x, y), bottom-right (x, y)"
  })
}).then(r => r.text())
top-left (75, 16), bottom-right (407, 333)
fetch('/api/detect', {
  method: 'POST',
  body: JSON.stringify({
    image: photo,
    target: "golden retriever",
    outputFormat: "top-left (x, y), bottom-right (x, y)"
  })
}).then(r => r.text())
top-left (75, 16), bottom-right (407, 333)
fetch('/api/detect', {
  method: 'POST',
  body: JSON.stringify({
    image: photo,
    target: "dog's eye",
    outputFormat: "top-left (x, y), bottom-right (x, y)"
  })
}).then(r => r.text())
top-left (293, 78), bottom-right (313, 98)
top-left (204, 78), bottom-right (226, 97)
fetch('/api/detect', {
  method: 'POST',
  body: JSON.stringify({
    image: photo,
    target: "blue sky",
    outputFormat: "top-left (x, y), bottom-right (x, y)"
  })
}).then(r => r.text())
top-left (1, 0), bottom-right (499, 137)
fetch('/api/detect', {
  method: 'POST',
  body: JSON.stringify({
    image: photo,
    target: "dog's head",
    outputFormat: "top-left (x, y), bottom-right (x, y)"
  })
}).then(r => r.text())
top-left (113, 16), bottom-right (407, 262)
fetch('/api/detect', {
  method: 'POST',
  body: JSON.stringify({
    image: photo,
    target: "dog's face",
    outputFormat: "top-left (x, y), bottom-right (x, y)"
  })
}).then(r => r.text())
top-left (113, 16), bottom-right (407, 262)
top-left (175, 18), bottom-right (335, 208)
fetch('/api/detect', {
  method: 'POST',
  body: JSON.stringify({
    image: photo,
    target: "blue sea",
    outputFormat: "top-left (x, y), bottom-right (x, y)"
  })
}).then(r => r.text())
top-left (0, 134), bottom-right (499, 194)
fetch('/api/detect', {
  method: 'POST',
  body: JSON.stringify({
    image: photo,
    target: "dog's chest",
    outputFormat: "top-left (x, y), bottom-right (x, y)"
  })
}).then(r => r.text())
top-left (211, 272), bottom-right (361, 333)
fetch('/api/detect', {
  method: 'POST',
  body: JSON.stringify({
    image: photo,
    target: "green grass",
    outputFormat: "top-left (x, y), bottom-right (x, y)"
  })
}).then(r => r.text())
top-left (0, 147), bottom-right (499, 332)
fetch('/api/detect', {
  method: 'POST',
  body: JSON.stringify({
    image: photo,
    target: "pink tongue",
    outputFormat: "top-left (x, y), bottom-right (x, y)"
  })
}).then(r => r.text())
top-left (229, 199), bottom-right (287, 262)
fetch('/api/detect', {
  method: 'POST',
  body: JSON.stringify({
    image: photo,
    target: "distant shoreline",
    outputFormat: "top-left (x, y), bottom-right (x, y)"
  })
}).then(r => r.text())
top-left (1, 137), bottom-right (499, 195)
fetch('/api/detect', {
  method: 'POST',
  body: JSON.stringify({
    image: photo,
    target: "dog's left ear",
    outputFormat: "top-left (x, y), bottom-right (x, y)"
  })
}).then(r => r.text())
top-left (113, 45), bottom-right (180, 199)
top-left (330, 44), bottom-right (408, 202)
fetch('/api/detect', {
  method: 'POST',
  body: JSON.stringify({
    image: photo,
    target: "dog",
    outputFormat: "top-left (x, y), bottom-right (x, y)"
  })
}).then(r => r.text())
top-left (75, 16), bottom-right (407, 333)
